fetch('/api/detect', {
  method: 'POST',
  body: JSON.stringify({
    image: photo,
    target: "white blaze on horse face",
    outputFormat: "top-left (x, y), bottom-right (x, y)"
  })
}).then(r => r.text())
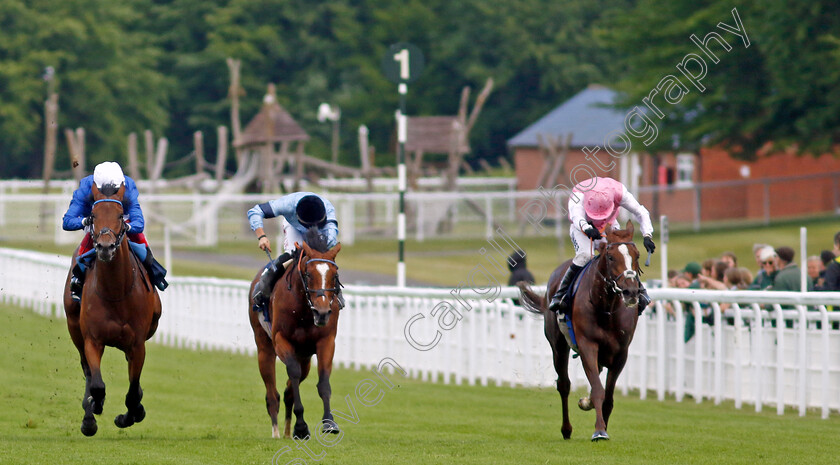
top-left (316, 263), bottom-right (329, 302)
top-left (617, 244), bottom-right (636, 279)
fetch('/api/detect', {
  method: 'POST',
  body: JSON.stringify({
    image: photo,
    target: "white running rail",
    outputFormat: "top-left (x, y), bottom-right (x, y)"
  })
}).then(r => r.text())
top-left (2, 247), bottom-right (839, 418)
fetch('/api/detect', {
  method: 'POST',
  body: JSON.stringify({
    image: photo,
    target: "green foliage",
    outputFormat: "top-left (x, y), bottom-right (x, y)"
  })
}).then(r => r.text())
top-left (601, 0), bottom-right (840, 158)
top-left (0, 0), bottom-right (170, 177)
top-left (0, 0), bottom-right (632, 178)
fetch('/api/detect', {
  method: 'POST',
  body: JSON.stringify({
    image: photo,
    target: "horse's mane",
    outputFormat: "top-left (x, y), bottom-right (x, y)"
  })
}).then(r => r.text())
top-left (304, 227), bottom-right (330, 253)
top-left (98, 183), bottom-right (120, 197)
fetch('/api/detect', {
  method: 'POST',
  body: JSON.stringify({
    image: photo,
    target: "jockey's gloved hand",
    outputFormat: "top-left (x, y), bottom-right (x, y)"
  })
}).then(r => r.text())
top-left (124, 220), bottom-right (132, 232)
top-left (82, 216), bottom-right (92, 227)
top-left (644, 235), bottom-right (656, 254)
top-left (583, 222), bottom-right (602, 241)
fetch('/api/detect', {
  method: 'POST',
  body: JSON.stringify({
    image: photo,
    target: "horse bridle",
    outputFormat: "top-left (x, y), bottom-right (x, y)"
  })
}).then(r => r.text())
top-left (598, 241), bottom-right (642, 296)
top-left (296, 255), bottom-right (342, 311)
top-left (90, 199), bottom-right (128, 248)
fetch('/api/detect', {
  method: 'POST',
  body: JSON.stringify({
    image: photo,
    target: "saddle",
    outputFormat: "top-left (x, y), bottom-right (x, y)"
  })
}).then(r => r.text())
top-left (557, 257), bottom-right (598, 354)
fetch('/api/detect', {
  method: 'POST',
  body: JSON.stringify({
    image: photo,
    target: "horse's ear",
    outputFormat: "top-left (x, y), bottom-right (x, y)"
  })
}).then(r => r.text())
top-left (117, 183), bottom-right (126, 200)
top-left (91, 182), bottom-right (102, 200)
top-left (604, 223), bottom-right (613, 237)
top-left (625, 219), bottom-right (634, 237)
top-left (326, 242), bottom-right (341, 260)
top-left (597, 241), bottom-right (607, 254)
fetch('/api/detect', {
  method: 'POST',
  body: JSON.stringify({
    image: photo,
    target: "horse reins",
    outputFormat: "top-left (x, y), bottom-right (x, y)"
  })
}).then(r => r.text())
top-left (596, 241), bottom-right (642, 297)
top-left (296, 254), bottom-right (342, 311)
top-left (90, 199), bottom-right (128, 248)
top-left (90, 198), bottom-right (137, 301)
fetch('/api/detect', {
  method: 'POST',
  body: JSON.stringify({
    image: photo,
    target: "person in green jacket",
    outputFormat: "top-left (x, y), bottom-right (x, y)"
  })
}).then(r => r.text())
top-left (771, 246), bottom-right (813, 292)
top-left (750, 246), bottom-right (778, 290)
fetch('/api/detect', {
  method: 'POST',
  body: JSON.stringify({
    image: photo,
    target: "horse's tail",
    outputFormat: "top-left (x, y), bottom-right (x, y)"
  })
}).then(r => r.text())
top-left (517, 282), bottom-right (546, 316)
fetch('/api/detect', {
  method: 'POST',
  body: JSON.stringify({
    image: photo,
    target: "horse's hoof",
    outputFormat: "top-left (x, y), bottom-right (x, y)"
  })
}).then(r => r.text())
top-left (114, 413), bottom-right (135, 428)
top-left (133, 404), bottom-right (146, 423)
top-left (562, 429), bottom-right (572, 440)
top-left (321, 419), bottom-right (340, 434)
top-left (293, 424), bottom-right (310, 440)
top-left (578, 397), bottom-right (594, 411)
top-left (81, 416), bottom-right (98, 437)
top-left (591, 430), bottom-right (610, 442)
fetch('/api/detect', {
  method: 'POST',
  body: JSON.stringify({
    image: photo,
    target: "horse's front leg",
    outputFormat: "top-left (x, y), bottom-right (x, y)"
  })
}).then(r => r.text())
top-left (81, 338), bottom-right (106, 436)
top-left (577, 340), bottom-right (609, 441)
top-left (315, 335), bottom-right (339, 434)
top-left (275, 335), bottom-right (310, 439)
top-left (115, 343), bottom-right (146, 428)
top-left (603, 351), bottom-right (629, 430)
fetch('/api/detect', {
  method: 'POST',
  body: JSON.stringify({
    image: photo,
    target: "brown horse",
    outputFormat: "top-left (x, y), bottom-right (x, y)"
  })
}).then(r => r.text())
top-left (63, 183), bottom-right (162, 437)
top-left (519, 220), bottom-right (642, 441)
top-left (248, 229), bottom-right (342, 439)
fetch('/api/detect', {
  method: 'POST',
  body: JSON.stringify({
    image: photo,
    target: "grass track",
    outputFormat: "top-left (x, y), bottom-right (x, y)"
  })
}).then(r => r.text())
top-left (1, 304), bottom-right (839, 464)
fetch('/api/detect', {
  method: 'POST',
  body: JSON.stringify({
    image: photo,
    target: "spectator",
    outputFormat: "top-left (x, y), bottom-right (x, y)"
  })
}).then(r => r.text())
top-left (682, 262), bottom-right (702, 285)
top-left (752, 243), bottom-right (771, 268)
top-left (701, 259), bottom-right (716, 279)
top-left (734, 267), bottom-right (753, 289)
top-left (807, 255), bottom-right (826, 290)
top-left (823, 232), bottom-right (840, 291)
top-left (721, 251), bottom-right (738, 268)
top-left (699, 260), bottom-right (727, 290)
top-left (667, 269), bottom-right (679, 287)
top-left (508, 249), bottom-right (535, 306)
top-left (820, 250), bottom-right (835, 267)
top-left (750, 246), bottom-right (777, 290)
top-left (507, 249), bottom-right (535, 286)
top-left (771, 246), bottom-right (813, 291)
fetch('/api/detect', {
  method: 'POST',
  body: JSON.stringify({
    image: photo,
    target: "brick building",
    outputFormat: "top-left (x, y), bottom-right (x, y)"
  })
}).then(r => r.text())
top-left (508, 85), bottom-right (840, 224)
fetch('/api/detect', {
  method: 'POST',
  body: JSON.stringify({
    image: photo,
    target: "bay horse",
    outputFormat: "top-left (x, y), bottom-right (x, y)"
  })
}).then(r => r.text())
top-left (63, 182), bottom-right (162, 437)
top-left (248, 229), bottom-right (342, 439)
top-left (518, 220), bottom-right (642, 441)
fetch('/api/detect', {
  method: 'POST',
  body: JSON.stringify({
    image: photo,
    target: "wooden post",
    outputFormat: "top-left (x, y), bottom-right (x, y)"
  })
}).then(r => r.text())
top-left (227, 58), bottom-right (244, 167)
top-left (64, 127), bottom-right (86, 182)
top-left (42, 93), bottom-right (59, 192)
top-left (127, 132), bottom-right (140, 179)
top-left (194, 130), bottom-right (205, 175)
top-left (215, 126), bottom-right (228, 185)
top-left (41, 92), bottom-right (59, 231)
top-left (294, 141), bottom-right (305, 192)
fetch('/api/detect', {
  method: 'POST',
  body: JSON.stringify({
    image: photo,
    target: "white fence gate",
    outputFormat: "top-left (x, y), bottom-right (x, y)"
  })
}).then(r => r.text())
top-left (2, 247), bottom-right (839, 418)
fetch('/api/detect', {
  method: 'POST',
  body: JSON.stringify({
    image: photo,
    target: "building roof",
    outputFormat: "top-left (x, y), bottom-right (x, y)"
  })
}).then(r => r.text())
top-left (508, 85), bottom-right (628, 149)
top-left (405, 116), bottom-right (469, 154)
top-left (236, 85), bottom-right (309, 148)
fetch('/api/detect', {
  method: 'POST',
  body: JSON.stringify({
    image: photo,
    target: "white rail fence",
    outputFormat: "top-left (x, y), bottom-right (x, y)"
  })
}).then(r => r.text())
top-left (2, 247), bottom-right (839, 418)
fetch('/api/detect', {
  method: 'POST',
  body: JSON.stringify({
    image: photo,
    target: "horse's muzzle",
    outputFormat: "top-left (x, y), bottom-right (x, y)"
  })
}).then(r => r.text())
top-left (312, 308), bottom-right (332, 327)
top-left (621, 287), bottom-right (640, 307)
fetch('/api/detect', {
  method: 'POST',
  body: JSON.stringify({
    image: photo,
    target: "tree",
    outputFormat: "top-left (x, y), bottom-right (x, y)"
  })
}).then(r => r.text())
top-left (601, 0), bottom-right (840, 158)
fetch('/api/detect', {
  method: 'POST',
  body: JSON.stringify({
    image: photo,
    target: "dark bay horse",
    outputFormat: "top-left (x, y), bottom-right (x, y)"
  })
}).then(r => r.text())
top-left (63, 182), bottom-right (162, 436)
top-left (248, 230), bottom-right (342, 439)
top-left (518, 220), bottom-right (642, 441)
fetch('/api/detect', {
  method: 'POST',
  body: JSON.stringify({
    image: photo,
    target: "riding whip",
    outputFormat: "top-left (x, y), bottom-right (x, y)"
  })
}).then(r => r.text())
top-left (644, 251), bottom-right (651, 267)
top-left (264, 248), bottom-right (277, 272)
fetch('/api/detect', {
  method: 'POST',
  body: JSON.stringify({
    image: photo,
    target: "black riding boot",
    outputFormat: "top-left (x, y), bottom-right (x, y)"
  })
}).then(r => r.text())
top-left (70, 263), bottom-right (86, 302)
top-left (638, 285), bottom-right (651, 316)
top-left (547, 263), bottom-right (584, 319)
top-left (252, 252), bottom-right (293, 312)
top-left (143, 246), bottom-right (169, 291)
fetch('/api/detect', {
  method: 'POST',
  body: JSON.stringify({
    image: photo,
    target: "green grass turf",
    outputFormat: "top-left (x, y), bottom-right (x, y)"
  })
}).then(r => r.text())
top-left (1, 303), bottom-right (839, 464)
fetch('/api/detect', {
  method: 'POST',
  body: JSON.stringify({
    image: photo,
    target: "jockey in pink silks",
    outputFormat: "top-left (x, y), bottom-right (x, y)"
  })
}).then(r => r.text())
top-left (548, 176), bottom-right (656, 319)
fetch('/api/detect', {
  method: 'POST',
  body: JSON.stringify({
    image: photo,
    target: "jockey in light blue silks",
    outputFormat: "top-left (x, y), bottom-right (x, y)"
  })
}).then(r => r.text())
top-left (62, 162), bottom-right (168, 302)
top-left (247, 192), bottom-right (342, 313)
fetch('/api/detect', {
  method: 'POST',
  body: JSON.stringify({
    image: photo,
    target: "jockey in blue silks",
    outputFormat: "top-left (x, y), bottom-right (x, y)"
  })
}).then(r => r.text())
top-left (62, 162), bottom-right (168, 301)
top-left (247, 192), bottom-right (341, 313)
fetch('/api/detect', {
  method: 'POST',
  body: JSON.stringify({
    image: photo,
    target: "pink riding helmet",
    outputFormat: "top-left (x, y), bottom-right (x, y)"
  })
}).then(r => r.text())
top-left (583, 188), bottom-right (616, 221)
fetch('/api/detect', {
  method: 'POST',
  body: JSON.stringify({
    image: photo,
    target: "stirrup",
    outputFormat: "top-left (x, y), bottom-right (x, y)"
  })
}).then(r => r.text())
top-left (70, 276), bottom-right (83, 302)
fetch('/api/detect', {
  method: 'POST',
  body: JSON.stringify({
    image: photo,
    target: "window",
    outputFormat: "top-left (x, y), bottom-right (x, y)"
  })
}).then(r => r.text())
top-left (676, 153), bottom-right (695, 187)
